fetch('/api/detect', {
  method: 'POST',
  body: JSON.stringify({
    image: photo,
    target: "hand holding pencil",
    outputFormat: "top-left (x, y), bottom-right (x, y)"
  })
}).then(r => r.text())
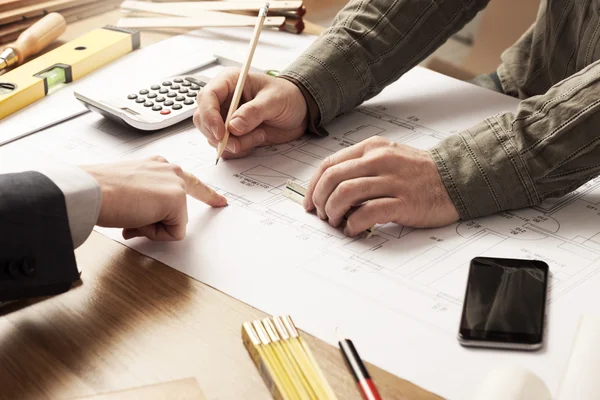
top-left (215, 1), bottom-right (270, 164)
top-left (193, 8), bottom-right (308, 160)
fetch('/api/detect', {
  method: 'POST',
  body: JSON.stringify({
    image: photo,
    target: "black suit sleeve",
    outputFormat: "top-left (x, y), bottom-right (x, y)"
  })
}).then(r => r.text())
top-left (0, 171), bottom-right (80, 302)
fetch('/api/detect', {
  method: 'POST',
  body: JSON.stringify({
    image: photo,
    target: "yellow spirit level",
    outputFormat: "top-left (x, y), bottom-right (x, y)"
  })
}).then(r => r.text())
top-left (0, 26), bottom-right (140, 121)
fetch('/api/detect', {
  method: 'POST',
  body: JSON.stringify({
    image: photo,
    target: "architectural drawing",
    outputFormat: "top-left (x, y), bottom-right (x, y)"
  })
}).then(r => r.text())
top-left (18, 67), bottom-right (600, 399)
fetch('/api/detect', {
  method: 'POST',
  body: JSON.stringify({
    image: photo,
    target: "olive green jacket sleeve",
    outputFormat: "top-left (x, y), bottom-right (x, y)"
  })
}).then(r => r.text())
top-left (280, 0), bottom-right (490, 125)
top-left (431, 60), bottom-right (600, 219)
top-left (281, 0), bottom-right (600, 221)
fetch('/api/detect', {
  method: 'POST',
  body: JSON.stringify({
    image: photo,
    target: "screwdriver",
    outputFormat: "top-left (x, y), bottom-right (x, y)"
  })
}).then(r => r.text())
top-left (0, 13), bottom-right (67, 72)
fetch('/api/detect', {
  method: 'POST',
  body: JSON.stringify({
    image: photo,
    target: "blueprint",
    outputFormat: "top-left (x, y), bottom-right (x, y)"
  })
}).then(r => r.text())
top-left (9, 66), bottom-right (600, 399)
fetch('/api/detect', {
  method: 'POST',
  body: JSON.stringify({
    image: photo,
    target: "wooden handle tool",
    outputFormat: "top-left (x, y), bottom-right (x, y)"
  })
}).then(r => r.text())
top-left (0, 12), bottom-right (66, 71)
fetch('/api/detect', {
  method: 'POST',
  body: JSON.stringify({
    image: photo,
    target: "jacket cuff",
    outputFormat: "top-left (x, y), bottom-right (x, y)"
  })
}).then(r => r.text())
top-left (429, 116), bottom-right (537, 220)
top-left (39, 165), bottom-right (102, 249)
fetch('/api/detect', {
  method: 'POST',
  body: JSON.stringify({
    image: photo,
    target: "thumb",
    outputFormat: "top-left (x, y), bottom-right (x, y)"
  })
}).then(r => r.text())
top-left (122, 223), bottom-right (186, 241)
top-left (228, 92), bottom-right (279, 136)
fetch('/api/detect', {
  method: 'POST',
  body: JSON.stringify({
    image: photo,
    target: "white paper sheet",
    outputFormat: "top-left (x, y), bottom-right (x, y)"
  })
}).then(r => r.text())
top-left (0, 27), bottom-right (314, 146)
top-left (11, 62), bottom-right (600, 399)
top-left (556, 314), bottom-right (600, 399)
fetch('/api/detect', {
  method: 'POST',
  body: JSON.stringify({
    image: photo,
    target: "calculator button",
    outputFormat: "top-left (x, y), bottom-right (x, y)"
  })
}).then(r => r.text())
top-left (162, 81), bottom-right (172, 86)
top-left (167, 92), bottom-right (177, 98)
top-left (140, 89), bottom-right (150, 95)
top-left (185, 77), bottom-right (206, 87)
top-left (156, 96), bottom-right (165, 103)
top-left (135, 98), bottom-right (145, 103)
top-left (191, 85), bottom-right (201, 91)
top-left (159, 88), bottom-right (168, 94)
top-left (187, 92), bottom-right (197, 98)
top-left (184, 99), bottom-right (194, 105)
top-left (171, 84), bottom-right (181, 90)
top-left (152, 105), bottom-right (162, 111)
top-left (179, 88), bottom-right (189, 94)
top-left (147, 92), bottom-right (157, 99)
top-left (174, 78), bottom-right (183, 83)
top-left (164, 100), bottom-right (174, 106)
top-left (144, 101), bottom-right (154, 107)
top-left (175, 95), bottom-right (185, 102)
top-left (127, 94), bottom-right (137, 100)
top-left (182, 81), bottom-right (191, 87)
top-left (151, 85), bottom-right (160, 90)
top-left (160, 109), bottom-right (171, 115)
top-left (172, 104), bottom-right (183, 110)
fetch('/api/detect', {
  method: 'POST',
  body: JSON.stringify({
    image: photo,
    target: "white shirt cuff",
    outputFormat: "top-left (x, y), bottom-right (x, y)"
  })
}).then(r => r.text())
top-left (39, 165), bottom-right (102, 248)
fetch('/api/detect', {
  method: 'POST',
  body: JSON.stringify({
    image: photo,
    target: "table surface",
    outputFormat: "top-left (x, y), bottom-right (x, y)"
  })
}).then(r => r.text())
top-left (0, 9), bottom-right (442, 400)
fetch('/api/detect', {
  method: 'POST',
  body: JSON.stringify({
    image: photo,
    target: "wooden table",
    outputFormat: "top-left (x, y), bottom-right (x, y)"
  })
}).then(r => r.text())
top-left (0, 10), bottom-right (442, 400)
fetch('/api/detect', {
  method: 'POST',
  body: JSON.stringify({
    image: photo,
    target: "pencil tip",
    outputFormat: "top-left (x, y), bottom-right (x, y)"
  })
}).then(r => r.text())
top-left (215, 159), bottom-right (219, 166)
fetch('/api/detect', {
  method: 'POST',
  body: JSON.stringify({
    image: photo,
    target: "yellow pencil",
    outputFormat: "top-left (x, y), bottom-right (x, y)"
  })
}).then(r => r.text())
top-left (242, 322), bottom-right (289, 400)
top-left (253, 320), bottom-right (297, 399)
top-left (263, 318), bottom-right (314, 400)
top-left (216, 2), bottom-right (270, 164)
top-left (282, 315), bottom-right (338, 400)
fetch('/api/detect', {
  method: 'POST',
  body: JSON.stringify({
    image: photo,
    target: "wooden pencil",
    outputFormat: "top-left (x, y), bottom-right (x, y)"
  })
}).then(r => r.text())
top-left (215, 1), bottom-right (270, 164)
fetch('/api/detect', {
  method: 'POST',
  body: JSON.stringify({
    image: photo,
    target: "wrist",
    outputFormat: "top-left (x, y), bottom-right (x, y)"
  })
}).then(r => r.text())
top-left (421, 150), bottom-right (460, 225)
top-left (277, 75), bottom-right (329, 137)
top-left (80, 164), bottom-right (113, 226)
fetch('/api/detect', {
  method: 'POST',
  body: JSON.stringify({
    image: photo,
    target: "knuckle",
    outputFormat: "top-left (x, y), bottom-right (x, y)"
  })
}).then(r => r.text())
top-left (320, 166), bottom-right (338, 186)
top-left (192, 109), bottom-right (200, 127)
top-left (170, 163), bottom-right (184, 176)
top-left (195, 90), bottom-right (205, 106)
top-left (150, 155), bottom-right (168, 163)
top-left (325, 201), bottom-right (342, 221)
top-left (365, 136), bottom-right (387, 146)
top-left (171, 187), bottom-right (187, 203)
top-left (175, 231), bottom-right (186, 240)
top-left (337, 181), bottom-right (354, 197)
top-left (372, 147), bottom-right (397, 163)
top-left (359, 179), bottom-right (371, 194)
top-left (312, 192), bottom-right (323, 209)
top-left (345, 217), bottom-right (359, 236)
top-left (321, 156), bottom-right (335, 171)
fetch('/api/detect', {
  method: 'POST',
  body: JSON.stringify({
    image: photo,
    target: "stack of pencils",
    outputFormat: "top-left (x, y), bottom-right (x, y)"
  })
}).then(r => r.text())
top-left (118, 1), bottom-right (306, 34)
top-left (242, 315), bottom-right (338, 400)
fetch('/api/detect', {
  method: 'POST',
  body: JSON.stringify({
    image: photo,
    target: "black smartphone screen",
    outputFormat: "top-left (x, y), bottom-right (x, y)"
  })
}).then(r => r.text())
top-left (459, 257), bottom-right (549, 347)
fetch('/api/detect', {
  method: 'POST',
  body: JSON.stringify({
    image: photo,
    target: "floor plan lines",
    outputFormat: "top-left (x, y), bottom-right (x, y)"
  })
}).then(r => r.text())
top-left (240, 165), bottom-right (293, 188)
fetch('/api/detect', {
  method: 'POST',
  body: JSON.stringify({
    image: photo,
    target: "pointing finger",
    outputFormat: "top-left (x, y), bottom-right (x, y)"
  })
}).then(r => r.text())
top-left (182, 171), bottom-right (228, 207)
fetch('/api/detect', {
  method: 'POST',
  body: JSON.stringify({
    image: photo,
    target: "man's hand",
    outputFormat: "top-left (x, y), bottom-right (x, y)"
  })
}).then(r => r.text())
top-left (82, 156), bottom-right (227, 241)
top-left (303, 137), bottom-right (459, 236)
top-left (194, 68), bottom-right (308, 158)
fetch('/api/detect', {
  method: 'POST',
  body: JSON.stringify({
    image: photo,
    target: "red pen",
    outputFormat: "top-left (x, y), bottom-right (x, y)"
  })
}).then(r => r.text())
top-left (337, 329), bottom-right (383, 400)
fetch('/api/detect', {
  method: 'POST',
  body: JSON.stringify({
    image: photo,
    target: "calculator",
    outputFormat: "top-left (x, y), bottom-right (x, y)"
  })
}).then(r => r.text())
top-left (74, 74), bottom-right (209, 131)
top-left (73, 52), bottom-right (279, 131)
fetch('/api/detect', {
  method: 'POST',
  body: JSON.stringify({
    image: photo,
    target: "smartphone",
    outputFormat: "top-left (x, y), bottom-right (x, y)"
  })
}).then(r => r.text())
top-left (458, 256), bottom-right (549, 350)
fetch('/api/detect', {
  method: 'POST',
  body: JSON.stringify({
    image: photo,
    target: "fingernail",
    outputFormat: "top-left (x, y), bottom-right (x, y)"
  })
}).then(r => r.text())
top-left (317, 211), bottom-right (326, 220)
top-left (255, 132), bottom-right (266, 145)
top-left (230, 117), bottom-right (246, 133)
top-left (303, 198), bottom-right (310, 210)
top-left (343, 227), bottom-right (350, 236)
top-left (209, 125), bottom-right (218, 139)
top-left (226, 141), bottom-right (237, 153)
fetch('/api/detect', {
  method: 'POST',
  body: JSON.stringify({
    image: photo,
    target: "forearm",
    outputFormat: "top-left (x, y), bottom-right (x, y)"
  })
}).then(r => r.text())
top-left (281, 0), bottom-right (490, 126)
top-left (431, 58), bottom-right (600, 219)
